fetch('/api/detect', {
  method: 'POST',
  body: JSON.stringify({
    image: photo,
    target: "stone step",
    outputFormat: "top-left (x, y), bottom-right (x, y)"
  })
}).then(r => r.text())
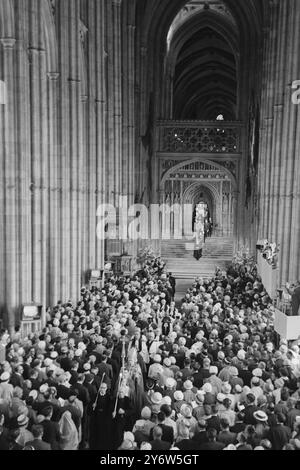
top-left (161, 237), bottom-right (233, 260)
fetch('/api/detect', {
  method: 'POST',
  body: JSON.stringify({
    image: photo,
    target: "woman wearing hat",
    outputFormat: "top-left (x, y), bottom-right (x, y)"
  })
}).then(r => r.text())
top-left (183, 380), bottom-right (196, 405)
top-left (173, 391), bottom-right (186, 415)
top-left (176, 404), bottom-right (197, 438)
top-left (15, 414), bottom-right (34, 447)
top-left (0, 372), bottom-right (13, 404)
top-left (150, 392), bottom-right (163, 415)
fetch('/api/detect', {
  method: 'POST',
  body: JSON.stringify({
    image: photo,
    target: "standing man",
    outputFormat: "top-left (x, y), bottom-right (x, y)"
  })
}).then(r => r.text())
top-left (89, 382), bottom-right (112, 450)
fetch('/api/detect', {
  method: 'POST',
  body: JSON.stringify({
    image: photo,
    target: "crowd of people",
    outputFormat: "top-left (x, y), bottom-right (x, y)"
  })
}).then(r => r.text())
top-left (1, 255), bottom-right (300, 451)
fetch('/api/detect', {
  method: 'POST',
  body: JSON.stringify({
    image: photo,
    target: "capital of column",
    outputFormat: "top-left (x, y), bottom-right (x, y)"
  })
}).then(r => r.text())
top-left (81, 95), bottom-right (88, 102)
top-left (47, 72), bottom-right (60, 81)
top-left (112, 0), bottom-right (122, 6)
top-left (1, 38), bottom-right (16, 49)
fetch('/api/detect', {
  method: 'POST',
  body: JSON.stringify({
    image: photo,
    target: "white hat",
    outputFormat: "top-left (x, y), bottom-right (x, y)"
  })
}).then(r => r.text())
top-left (165, 378), bottom-right (176, 388)
top-left (237, 350), bottom-right (246, 360)
top-left (17, 414), bottom-right (29, 427)
top-left (184, 380), bottom-right (193, 390)
top-left (153, 354), bottom-right (161, 363)
top-left (253, 410), bottom-right (268, 422)
top-left (209, 366), bottom-right (218, 375)
top-left (39, 384), bottom-right (49, 394)
top-left (222, 383), bottom-right (231, 394)
top-left (217, 393), bottom-right (226, 403)
top-left (162, 396), bottom-right (172, 406)
top-left (180, 404), bottom-right (192, 418)
top-left (29, 390), bottom-right (38, 400)
top-left (124, 431), bottom-right (135, 443)
top-left (224, 444), bottom-right (236, 451)
top-left (252, 368), bottom-right (263, 378)
top-left (0, 372), bottom-right (10, 382)
top-left (151, 392), bottom-right (162, 405)
top-left (174, 391), bottom-right (184, 401)
top-left (202, 383), bottom-right (212, 394)
top-left (140, 443), bottom-right (152, 450)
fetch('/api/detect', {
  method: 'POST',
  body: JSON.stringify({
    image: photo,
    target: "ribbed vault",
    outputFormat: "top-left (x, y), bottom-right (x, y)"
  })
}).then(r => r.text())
top-left (171, 10), bottom-right (238, 119)
top-left (135, 0), bottom-right (268, 120)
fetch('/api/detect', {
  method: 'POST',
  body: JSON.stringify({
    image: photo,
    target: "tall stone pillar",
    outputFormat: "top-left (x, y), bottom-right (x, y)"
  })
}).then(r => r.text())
top-left (276, 0), bottom-right (299, 284)
top-left (0, 37), bottom-right (17, 331)
top-left (47, 72), bottom-right (60, 305)
top-left (28, 45), bottom-right (48, 311)
top-left (259, 1), bottom-right (280, 240)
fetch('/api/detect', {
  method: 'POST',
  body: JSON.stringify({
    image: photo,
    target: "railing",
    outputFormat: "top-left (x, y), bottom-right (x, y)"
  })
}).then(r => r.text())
top-left (156, 120), bottom-right (243, 154)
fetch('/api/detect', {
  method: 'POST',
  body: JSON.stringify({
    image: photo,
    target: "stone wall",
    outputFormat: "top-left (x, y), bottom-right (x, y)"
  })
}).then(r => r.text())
top-left (0, 0), bottom-right (137, 328)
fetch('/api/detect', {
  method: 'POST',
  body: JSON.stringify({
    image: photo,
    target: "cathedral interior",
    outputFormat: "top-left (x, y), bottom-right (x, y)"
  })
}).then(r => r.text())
top-left (0, 0), bottom-right (300, 330)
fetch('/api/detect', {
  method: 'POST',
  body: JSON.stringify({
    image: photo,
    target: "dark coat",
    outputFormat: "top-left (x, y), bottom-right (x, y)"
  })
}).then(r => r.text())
top-left (40, 419), bottom-right (61, 450)
top-left (149, 423), bottom-right (174, 444)
top-left (26, 439), bottom-right (51, 451)
top-left (150, 439), bottom-right (171, 450)
top-left (198, 440), bottom-right (226, 450)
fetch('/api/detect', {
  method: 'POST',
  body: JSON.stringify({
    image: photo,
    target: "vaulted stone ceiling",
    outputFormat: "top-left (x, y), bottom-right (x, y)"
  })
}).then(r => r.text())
top-left (172, 18), bottom-right (238, 120)
top-left (135, 0), bottom-right (269, 120)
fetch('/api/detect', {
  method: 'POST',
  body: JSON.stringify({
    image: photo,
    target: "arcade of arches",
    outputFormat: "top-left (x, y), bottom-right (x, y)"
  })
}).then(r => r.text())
top-left (1, 0), bottom-right (300, 329)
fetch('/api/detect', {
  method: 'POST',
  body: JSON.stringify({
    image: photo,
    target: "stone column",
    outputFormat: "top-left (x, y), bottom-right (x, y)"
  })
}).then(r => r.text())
top-left (273, 0), bottom-right (298, 283)
top-left (28, 45), bottom-right (48, 310)
top-left (95, 0), bottom-right (107, 268)
top-left (0, 37), bottom-right (17, 331)
top-left (269, 0), bottom-right (288, 242)
top-left (47, 72), bottom-right (60, 305)
top-left (260, 1), bottom-right (280, 240)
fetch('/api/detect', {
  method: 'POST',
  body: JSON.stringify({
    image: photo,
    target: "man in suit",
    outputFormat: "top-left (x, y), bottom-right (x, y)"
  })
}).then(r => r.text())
top-left (206, 404), bottom-right (221, 433)
top-left (72, 373), bottom-right (90, 448)
top-left (198, 428), bottom-right (225, 450)
top-left (217, 418), bottom-right (237, 446)
top-left (149, 412), bottom-right (174, 444)
top-left (267, 413), bottom-right (292, 450)
top-left (191, 420), bottom-right (209, 448)
top-left (150, 426), bottom-right (171, 450)
top-left (39, 406), bottom-right (61, 450)
top-left (97, 351), bottom-right (113, 390)
top-left (244, 393), bottom-right (259, 425)
top-left (26, 424), bottom-right (51, 450)
top-left (10, 365), bottom-right (24, 388)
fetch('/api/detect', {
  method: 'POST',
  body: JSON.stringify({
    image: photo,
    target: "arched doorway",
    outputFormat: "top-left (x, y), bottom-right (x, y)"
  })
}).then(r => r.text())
top-left (184, 184), bottom-right (215, 235)
top-left (159, 158), bottom-right (236, 240)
